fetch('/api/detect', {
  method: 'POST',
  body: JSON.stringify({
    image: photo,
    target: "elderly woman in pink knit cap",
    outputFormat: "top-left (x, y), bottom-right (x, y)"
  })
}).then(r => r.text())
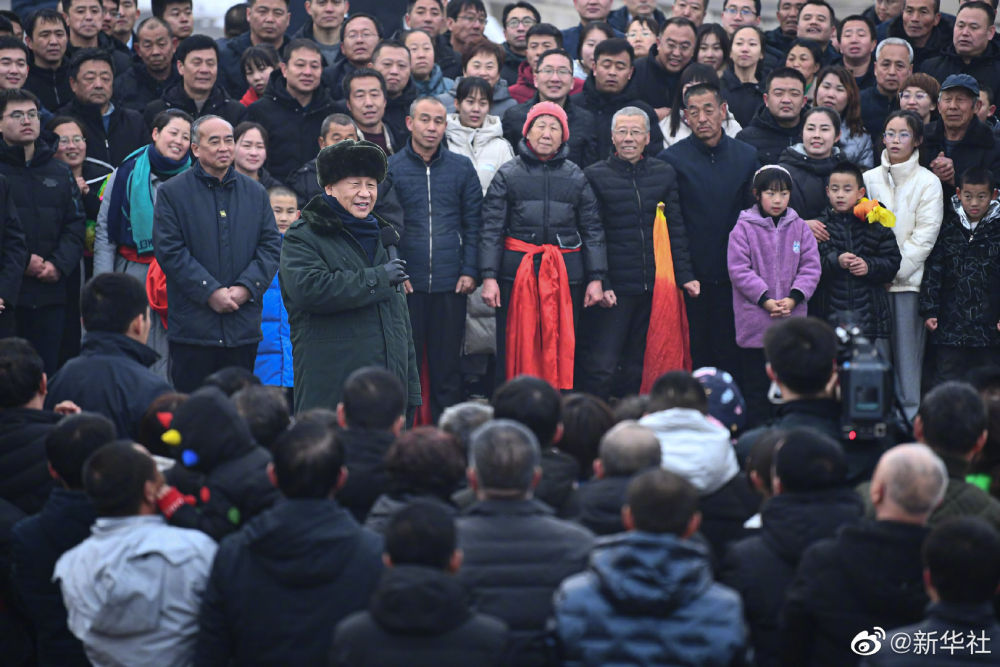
top-left (478, 101), bottom-right (607, 389)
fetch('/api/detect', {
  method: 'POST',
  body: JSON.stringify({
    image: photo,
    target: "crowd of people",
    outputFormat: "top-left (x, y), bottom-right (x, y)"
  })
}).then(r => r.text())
top-left (0, 0), bottom-right (1000, 664)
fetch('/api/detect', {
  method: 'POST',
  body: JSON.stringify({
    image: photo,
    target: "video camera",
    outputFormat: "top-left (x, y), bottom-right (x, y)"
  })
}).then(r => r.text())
top-left (835, 323), bottom-right (895, 442)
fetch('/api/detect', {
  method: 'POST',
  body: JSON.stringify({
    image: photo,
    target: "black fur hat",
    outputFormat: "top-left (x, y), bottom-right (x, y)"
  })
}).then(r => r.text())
top-left (315, 139), bottom-right (387, 188)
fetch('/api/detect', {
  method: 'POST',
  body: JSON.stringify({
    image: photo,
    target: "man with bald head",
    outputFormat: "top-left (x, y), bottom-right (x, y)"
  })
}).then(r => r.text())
top-left (780, 444), bottom-right (947, 666)
top-left (153, 115), bottom-right (282, 391)
top-left (577, 421), bottom-right (662, 534)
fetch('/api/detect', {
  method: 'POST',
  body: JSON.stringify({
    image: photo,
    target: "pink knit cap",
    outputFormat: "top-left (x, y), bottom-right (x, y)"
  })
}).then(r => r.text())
top-left (522, 101), bottom-right (570, 142)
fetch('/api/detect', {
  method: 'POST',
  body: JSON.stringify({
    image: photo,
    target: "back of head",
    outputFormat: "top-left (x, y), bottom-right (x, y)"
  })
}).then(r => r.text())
top-left (746, 428), bottom-right (787, 495)
top-left (763, 317), bottom-right (837, 396)
top-left (341, 366), bottom-right (405, 430)
top-left (626, 468), bottom-right (699, 535)
top-left (469, 419), bottom-right (541, 497)
top-left (271, 420), bottom-right (343, 499)
top-left (923, 517), bottom-right (1000, 604)
top-left (648, 371), bottom-right (708, 414)
top-left (202, 366), bottom-right (261, 396)
top-left (385, 426), bottom-right (466, 499)
top-left (438, 401), bottom-right (493, 452)
top-left (46, 413), bottom-right (116, 490)
top-left (873, 444), bottom-right (948, 520)
top-left (167, 386), bottom-right (256, 471)
top-left (80, 273), bottom-right (148, 334)
top-left (773, 428), bottom-right (848, 493)
top-left (492, 375), bottom-right (562, 445)
top-left (233, 385), bottom-right (290, 451)
top-left (560, 393), bottom-right (615, 475)
top-left (83, 442), bottom-right (157, 517)
top-left (0, 338), bottom-right (43, 409)
top-left (918, 381), bottom-right (987, 457)
top-left (385, 500), bottom-right (457, 569)
top-left (598, 421), bottom-right (662, 477)
top-left (136, 392), bottom-right (187, 457)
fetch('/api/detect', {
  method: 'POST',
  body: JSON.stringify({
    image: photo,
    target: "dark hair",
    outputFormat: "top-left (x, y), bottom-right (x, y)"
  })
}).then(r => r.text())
top-left (371, 38), bottom-right (410, 65)
top-left (830, 160), bottom-right (865, 189)
top-left (958, 166), bottom-right (996, 191)
top-left (787, 38), bottom-right (824, 77)
top-left (836, 14), bottom-right (875, 42)
top-left (526, 22), bottom-right (563, 48)
top-left (649, 371), bottom-right (709, 414)
top-left (958, 1), bottom-right (996, 26)
top-left (612, 394), bottom-right (649, 421)
top-left (446, 0), bottom-right (487, 21)
top-left (884, 109), bottom-right (924, 144)
top-left (724, 0), bottom-right (761, 14)
top-left (536, 47), bottom-right (572, 72)
top-left (502, 1), bottom-right (540, 24)
top-left (68, 47), bottom-right (113, 79)
top-left (455, 75), bottom-right (493, 104)
top-left (151, 0), bottom-right (193, 19)
top-left (695, 22), bottom-right (730, 65)
top-left (136, 15), bottom-right (173, 38)
top-left (234, 120), bottom-right (269, 150)
top-left (407, 0), bottom-right (444, 12)
top-left (560, 393), bottom-right (615, 476)
top-left (45, 114), bottom-right (83, 135)
top-left (83, 442), bottom-right (157, 517)
top-left (45, 413), bottom-right (115, 489)
top-left (469, 419), bottom-right (541, 492)
top-left (746, 428), bottom-right (786, 494)
top-left (0, 88), bottom-right (39, 117)
top-left (151, 108), bottom-right (193, 133)
top-left (385, 426), bottom-right (466, 498)
top-left (589, 30), bottom-right (627, 63)
top-left (240, 44), bottom-right (280, 76)
top-left (341, 12), bottom-right (383, 42)
top-left (663, 15), bottom-right (698, 35)
top-left (627, 15), bottom-right (659, 37)
top-left (763, 317), bottom-right (838, 395)
top-left (26, 9), bottom-right (68, 39)
top-left (341, 366), bottom-right (405, 429)
top-left (626, 468), bottom-right (699, 534)
top-left (0, 36), bottom-right (29, 59)
top-left (492, 375), bottom-right (562, 445)
top-left (754, 165), bottom-right (793, 197)
top-left (201, 366), bottom-right (261, 396)
top-left (764, 65), bottom-right (807, 93)
top-left (918, 381), bottom-right (988, 456)
top-left (799, 0), bottom-right (836, 24)
top-left (982, 83), bottom-right (995, 107)
top-left (0, 338), bottom-right (44, 408)
top-left (0, 11), bottom-right (21, 29)
top-left (385, 500), bottom-right (457, 569)
top-left (669, 62), bottom-right (720, 136)
top-left (343, 66), bottom-right (387, 98)
top-left (462, 39), bottom-right (504, 71)
top-left (816, 65), bottom-right (864, 136)
top-left (283, 37), bottom-right (322, 62)
top-left (233, 385), bottom-right (290, 450)
top-left (224, 2), bottom-right (249, 38)
top-left (80, 273), bottom-right (148, 334)
top-left (271, 420), bottom-right (343, 498)
top-left (804, 104), bottom-right (841, 136)
top-left (773, 428), bottom-right (847, 492)
top-left (175, 34), bottom-right (218, 64)
top-left (923, 517), bottom-right (1000, 604)
top-left (136, 392), bottom-right (187, 457)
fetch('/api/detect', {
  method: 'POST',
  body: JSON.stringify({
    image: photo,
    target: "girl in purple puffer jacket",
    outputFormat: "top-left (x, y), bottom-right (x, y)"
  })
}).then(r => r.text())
top-left (727, 165), bottom-right (822, 425)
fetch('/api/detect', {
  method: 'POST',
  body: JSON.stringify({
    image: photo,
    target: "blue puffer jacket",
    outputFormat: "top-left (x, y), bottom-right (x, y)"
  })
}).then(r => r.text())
top-left (554, 531), bottom-right (746, 667)
top-left (387, 142), bottom-right (482, 293)
top-left (255, 250), bottom-right (293, 388)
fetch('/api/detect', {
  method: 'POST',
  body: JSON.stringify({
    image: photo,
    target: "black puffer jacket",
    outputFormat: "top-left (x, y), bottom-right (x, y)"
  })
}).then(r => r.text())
top-left (24, 56), bottom-right (72, 112)
top-left (0, 408), bottom-right (59, 515)
top-left (576, 475), bottom-right (629, 535)
top-left (247, 71), bottom-right (338, 182)
top-left (584, 155), bottom-right (695, 294)
top-left (779, 144), bottom-right (842, 220)
top-left (920, 117), bottom-right (1000, 190)
top-left (0, 175), bottom-right (26, 308)
top-left (721, 488), bottom-right (864, 667)
top-left (0, 135), bottom-right (85, 309)
top-left (480, 140), bottom-right (607, 285)
top-left (921, 41), bottom-right (1000, 102)
top-left (571, 76), bottom-right (664, 159)
top-left (384, 79), bottom-right (417, 144)
top-left (722, 67), bottom-right (763, 129)
top-left (334, 428), bottom-right (396, 523)
top-left (502, 94), bottom-right (599, 168)
top-left (919, 198), bottom-right (1000, 347)
top-left (736, 106), bottom-right (804, 166)
top-left (114, 63), bottom-right (181, 113)
top-left (331, 565), bottom-right (509, 667)
top-left (816, 207), bottom-right (902, 339)
top-left (143, 82), bottom-right (247, 129)
top-left (58, 97), bottom-right (147, 167)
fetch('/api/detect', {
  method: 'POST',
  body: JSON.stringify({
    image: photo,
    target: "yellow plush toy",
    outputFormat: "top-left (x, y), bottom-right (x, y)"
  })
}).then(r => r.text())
top-left (853, 197), bottom-right (896, 227)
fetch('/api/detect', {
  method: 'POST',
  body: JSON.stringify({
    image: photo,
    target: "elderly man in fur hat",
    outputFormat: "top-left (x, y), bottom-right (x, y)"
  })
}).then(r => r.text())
top-left (278, 139), bottom-right (421, 416)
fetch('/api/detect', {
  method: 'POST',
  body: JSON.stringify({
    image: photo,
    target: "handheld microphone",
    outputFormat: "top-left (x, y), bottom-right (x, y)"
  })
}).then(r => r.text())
top-left (381, 226), bottom-right (403, 293)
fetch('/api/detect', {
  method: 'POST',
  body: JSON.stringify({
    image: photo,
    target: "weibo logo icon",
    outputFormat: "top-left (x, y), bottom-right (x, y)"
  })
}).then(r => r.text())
top-left (850, 627), bottom-right (886, 656)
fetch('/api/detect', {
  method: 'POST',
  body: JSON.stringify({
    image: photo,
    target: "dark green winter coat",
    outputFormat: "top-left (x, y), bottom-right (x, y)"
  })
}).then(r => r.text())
top-left (279, 196), bottom-right (420, 414)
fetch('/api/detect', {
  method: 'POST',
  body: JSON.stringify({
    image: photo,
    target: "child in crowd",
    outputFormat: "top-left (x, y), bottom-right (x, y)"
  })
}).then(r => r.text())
top-left (254, 186), bottom-right (297, 400)
top-left (815, 161), bottom-right (901, 355)
top-left (239, 44), bottom-right (279, 107)
top-left (728, 165), bottom-right (821, 425)
top-left (920, 167), bottom-right (1000, 385)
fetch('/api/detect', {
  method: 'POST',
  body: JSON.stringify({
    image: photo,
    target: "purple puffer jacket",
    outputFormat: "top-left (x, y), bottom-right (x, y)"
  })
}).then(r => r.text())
top-left (727, 205), bottom-right (821, 348)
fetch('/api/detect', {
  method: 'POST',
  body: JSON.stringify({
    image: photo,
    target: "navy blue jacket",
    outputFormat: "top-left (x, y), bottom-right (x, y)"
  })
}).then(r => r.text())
top-left (388, 142), bottom-right (482, 292)
top-left (153, 162), bottom-right (282, 347)
top-left (44, 332), bottom-right (173, 439)
top-left (10, 488), bottom-right (95, 666)
top-left (658, 134), bottom-right (758, 284)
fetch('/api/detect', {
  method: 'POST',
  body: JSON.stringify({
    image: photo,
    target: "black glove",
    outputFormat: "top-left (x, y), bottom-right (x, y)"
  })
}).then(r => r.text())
top-left (382, 258), bottom-right (409, 286)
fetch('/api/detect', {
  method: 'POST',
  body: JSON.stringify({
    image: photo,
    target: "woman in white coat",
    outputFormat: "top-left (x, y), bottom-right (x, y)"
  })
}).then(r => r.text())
top-left (863, 110), bottom-right (943, 419)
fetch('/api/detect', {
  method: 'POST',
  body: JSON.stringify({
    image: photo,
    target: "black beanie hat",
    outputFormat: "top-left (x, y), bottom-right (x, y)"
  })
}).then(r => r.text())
top-left (161, 386), bottom-right (256, 472)
top-left (316, 139), bottom-right (387, 188)
top-left (774, 428), bottom-right (848, 493)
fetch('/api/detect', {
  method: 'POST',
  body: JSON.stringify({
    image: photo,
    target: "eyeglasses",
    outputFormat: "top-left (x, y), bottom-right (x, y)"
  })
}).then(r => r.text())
top-left (505, 17), bottom-right (536, 28)
top-left (662, 39), bottom-right (694, 53)
top-left (537, 66), bottom-right (573, 77)
top-left (883, 130), bottom-right (912, 141)
top-left (613, 128), bottom-right (648, 137)
top-left (5, 110), bottom-right (38, 122)
top-left (723, 6), bottom-right (757, 17)
top-left (626, 30), bottom-right (654, 39)
top-left (58, 135), bottom-right (86, 145)
top-left (457, 13), bottom-right (487, 25)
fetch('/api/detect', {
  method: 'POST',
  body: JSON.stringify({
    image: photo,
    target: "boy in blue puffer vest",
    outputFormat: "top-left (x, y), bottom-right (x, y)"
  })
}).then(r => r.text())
top-left (254, 186), bottom-right (297, 399)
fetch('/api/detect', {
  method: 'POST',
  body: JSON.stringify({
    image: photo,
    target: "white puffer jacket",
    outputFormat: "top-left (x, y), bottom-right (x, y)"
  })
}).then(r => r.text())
top-left (445, 114), bottom-right (515, 195)
top-left (863, 149), bottom-right (943, 293)
top-left (638, 408), bottom-right (739, 495)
